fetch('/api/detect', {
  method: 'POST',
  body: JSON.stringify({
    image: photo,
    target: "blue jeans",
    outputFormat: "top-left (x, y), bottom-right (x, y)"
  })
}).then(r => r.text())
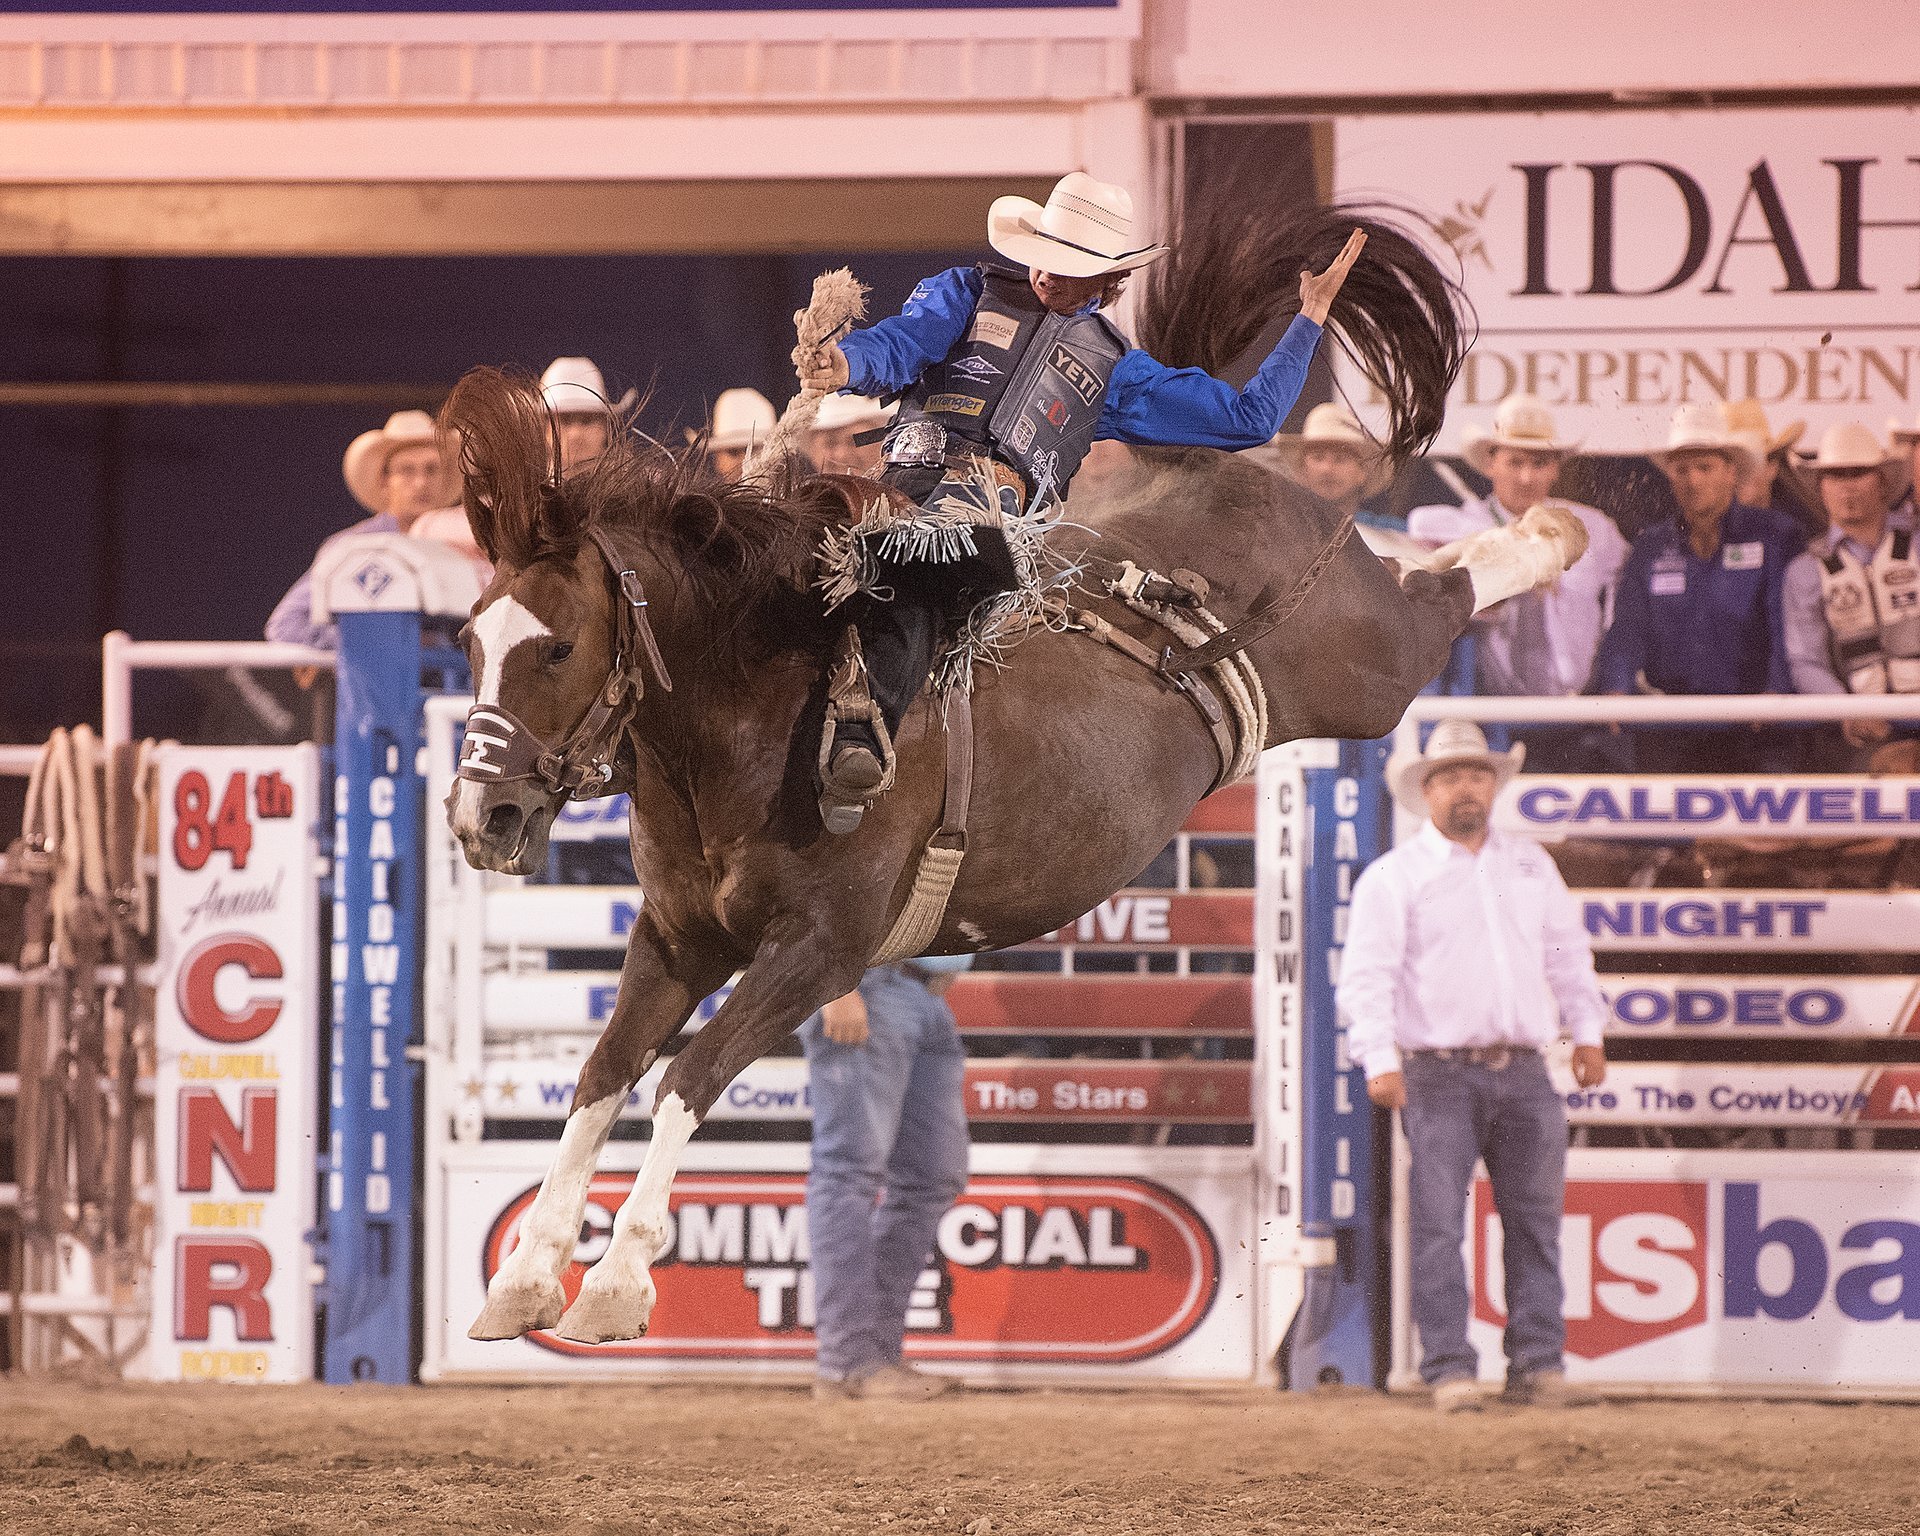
top-left (802, 966), bottom-right (970, 1381)
top-left (1402, 1049), bottom-right (1568, 1386)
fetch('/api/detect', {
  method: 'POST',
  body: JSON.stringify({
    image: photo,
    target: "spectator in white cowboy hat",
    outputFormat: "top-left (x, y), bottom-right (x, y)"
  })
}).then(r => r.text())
top-left (704, 386), bottom-right (777, 482)
top-left (1338, 718), bottom-right (1605, 1414)
top-left (1408, 394), bottom-right (1629, 716)
top-left (265, 408), bottom-right (462, 649)
top-left (1781, 422), bottom-right (1919, 762)
top-left (1256, 401), bottom-right (1397, 529)
top-left (541, 355), bottom-right (636, 475)
top-left (1592, 402), bottom-right (1801, 770)
top-left (807, 389), bottom-right (892, 476)
top-left (1723, 397), bottom-right (1812, 530)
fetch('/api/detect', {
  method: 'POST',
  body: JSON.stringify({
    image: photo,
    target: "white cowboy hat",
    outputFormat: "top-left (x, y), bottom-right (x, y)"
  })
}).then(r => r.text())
top-left (1648, 401), bottom-right (1759, 480)
top-left (810, 391), bottom-right (892, 435)
top-left (1262, 402), bottom-right (1394, 498)
top-left (986, 172), bottom-right (1168, 280)
top-left (1796, 421), bottom-right (1904, 474)
top-left (540, 356), bottom-right (636, 417)
top-left (705, 387), bottom-right (776, 453)
top-left (1385, 718), bottom-right (1526, 819)
top-left (1459, 394), bottom-right (1580, 477)
top-left (342, 409), bottom-right (451, 515)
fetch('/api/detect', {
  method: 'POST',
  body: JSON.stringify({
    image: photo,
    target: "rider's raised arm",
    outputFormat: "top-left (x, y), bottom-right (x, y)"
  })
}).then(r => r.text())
top-left (838, 266), bottom-right (984, 399)
top-left (1093, 311), bottom-right (1323, 451)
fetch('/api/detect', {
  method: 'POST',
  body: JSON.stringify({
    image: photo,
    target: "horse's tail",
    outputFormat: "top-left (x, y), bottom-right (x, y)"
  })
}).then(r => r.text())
top-left (1134, 197), bottom-right (1467, 467)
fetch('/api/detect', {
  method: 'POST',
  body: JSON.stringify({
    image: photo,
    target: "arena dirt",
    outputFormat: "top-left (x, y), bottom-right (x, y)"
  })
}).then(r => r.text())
top-left (4, 1380), bottom-right (1917, 1535)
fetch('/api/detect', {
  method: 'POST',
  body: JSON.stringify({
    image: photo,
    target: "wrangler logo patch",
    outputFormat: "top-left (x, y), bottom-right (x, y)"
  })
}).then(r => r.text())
top-left (968, 312), bottom-right (1020, 350)
top-left (926, 392), bottom-right (987, 418)
top-left (1049, 343), bottom-right (1104, 408)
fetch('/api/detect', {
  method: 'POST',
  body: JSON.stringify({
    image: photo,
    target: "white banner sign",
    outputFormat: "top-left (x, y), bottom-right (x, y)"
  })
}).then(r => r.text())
top-left (150, 746), bottom-right (319, 1384)
top-left (1602, 975), bottom-right (1920, 1036)
top-left (1334, 107), bottom-right (1920, 450)
top-left (1556, 1062), bottom-right (1920, 1128)
top-left (1580, 889), bottom-right (1920, 951)
top-left (1464, 1151), bottom-right (1920, 1390)
top-left (1505, 777), bottom-right (1920, 839)
top-left (429, 1141), bottom-right (1254, 1384)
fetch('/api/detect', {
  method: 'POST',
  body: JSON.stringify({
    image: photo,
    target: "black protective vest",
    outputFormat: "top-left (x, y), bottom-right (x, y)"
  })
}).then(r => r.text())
top-left (894, 263), bottom-right (1128, 503)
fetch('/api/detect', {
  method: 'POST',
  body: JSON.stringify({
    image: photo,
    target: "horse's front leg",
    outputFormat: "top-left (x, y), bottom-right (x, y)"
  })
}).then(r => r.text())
top-left (555, 920), bottom-right (869, 1344)
top-left (470, 911), bottom-right (731, 1341)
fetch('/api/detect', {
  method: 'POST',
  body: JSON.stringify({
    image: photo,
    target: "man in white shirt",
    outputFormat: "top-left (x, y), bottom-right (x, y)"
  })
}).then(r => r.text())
top-left (1337, 720), bottom-right (1607, 1412)
top-left (1409, 396), bottom-right (1629, 752)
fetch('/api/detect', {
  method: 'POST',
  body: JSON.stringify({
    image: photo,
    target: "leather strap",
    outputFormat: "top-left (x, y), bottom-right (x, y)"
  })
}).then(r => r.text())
top-left (937, 687), bottom-right (973, 846)
top-left (1158, 513), bottom-right (1355, 677)
top-left (1069, 605), bottom-right (1238, 788)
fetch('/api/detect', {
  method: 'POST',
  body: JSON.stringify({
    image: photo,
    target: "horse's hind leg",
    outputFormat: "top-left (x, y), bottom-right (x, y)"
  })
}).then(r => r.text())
top-left (470, 913), bottom-right (729, 1341)
top-left (1425, 503), bottom-right (1589, 613)
top-left (555, 918), bottom-right (868, 1344)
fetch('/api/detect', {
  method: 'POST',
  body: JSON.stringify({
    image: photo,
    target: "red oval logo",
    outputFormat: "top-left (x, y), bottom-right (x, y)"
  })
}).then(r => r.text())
top-left (482, 1172), bottom-right (1219, 1364)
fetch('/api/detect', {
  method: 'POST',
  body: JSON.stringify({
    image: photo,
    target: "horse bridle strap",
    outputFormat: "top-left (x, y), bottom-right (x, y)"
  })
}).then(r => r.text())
top-left (1156, 513), bottom-right (1356, 678)
top-left (455, 525), bottom-right (672, 800)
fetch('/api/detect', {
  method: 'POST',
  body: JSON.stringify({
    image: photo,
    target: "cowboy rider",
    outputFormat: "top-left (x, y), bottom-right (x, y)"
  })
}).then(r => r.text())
top-left (799, 171), bottom-right (1364, 832)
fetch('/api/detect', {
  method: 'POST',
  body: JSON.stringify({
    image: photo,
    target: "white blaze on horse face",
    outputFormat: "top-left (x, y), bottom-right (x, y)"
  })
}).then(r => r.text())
top-left (472, 593), bottom-right (553, 707)
top-left (450, 593), bottom-right (554, 837)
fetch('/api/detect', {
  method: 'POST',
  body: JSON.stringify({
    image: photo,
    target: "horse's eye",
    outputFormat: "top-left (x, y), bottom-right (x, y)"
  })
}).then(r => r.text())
top-left (549, 641), bottom-right (574, 665)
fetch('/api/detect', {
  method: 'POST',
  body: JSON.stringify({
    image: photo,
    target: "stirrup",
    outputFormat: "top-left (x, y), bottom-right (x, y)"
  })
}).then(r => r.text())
top-left (817, 625), bottom-right (897, 834)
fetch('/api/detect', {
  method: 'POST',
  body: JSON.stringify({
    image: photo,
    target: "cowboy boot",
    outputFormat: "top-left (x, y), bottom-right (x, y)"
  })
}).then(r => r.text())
top-left (818, 625), bottom-right (896, 835)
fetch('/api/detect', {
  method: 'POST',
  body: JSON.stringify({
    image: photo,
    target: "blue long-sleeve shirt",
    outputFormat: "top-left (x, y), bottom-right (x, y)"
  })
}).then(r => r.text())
top-left (839, 265), bottom-right (1324, 450)
top-left (1592, 502), bottom-right (1801, 696)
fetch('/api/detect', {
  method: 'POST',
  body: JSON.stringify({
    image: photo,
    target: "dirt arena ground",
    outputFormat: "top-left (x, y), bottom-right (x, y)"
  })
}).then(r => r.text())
top-left (4, 1379), bottom-right (1917, 1536)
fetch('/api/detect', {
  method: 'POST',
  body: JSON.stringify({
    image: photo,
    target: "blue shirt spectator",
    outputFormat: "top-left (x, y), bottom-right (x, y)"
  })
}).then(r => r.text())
top-left (839, 265), bottom-right (1323, 452)
top-left (1594, 501), bottom-right (1798, 696)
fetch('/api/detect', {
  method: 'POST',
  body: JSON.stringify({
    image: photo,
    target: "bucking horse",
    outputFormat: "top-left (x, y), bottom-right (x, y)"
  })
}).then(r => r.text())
top-left (442, 198), bottom-right (1587, 1344)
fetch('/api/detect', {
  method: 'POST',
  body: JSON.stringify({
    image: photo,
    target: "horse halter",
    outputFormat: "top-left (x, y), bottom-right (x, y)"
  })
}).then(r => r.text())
top-left (455, 524), bottom-right (673, 801)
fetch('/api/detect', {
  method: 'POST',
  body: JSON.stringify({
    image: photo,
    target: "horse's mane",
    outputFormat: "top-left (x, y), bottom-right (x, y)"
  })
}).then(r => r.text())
top-left (441, 368), bottom-right (847, 666)
top-left (1135, 189), bottom-right (1468, 468)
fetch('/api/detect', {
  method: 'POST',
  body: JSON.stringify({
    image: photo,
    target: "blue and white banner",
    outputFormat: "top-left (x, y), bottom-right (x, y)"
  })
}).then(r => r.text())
top-left (1602, 975), bottom-right (1920, 1036)
top-left (1580, 889), bottom-right (1920, 951)
top-left (1504, 776), bottom-right (1920, 840)
top-left (1557, 1062), bottom-right (1920, 1129)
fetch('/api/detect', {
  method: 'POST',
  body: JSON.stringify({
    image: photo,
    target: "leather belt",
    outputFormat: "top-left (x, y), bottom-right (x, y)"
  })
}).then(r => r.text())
top-left (1408, 1045), bottom-right (1536, 1070)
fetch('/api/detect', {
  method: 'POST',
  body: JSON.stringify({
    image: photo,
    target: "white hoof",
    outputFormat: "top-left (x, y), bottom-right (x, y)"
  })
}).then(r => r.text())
top-left (1517, 500), bottom-right (1590, 573)
top-left (553, 1264), bottom-right (656, 1344)
top-left (469, 1271), bottom-right (567, 1341)
top-left (1444, 500), bottom-right (1590, 614)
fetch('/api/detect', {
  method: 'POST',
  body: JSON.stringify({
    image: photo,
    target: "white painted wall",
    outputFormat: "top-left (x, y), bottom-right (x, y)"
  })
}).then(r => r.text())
top-left (1147, 0), bottom-right (1920, 99)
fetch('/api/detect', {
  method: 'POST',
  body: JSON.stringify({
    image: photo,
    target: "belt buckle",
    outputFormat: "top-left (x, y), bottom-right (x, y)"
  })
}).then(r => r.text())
top-left (883, 420), bottom-right (946, 468)
top-left (1482, 1047), bottom-right (1512, 1071)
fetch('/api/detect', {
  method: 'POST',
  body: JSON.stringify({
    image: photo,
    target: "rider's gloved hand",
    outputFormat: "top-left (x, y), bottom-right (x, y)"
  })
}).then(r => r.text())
top-left (796, 341), bottom-right (851, 394)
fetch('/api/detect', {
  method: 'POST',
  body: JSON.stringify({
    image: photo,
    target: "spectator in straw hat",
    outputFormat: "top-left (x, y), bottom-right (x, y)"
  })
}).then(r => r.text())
top-left (542, 355), bottom-right (635, 475)
top-left (1781, 423), bottom-right (1918, 763)
top-left (808, 389), bottom-right (891, 476)
top-left (1338, 719), bottom-right (1606, 1413)
top-left (1409, 396), bottom-right (1629, 735)
top-left (704, 387), bottom-right (777, 482)
top-left (1723, 398), bottom-right (1811, 529)
top-left (1890, 411), bottom-right (1920, 524)
top-left (1592, 401), bottom-right (1800, 770)
top-left (1258, 401), bottom-right (1398, 530)
top-left (266, 408), bottom-right (462, 649)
